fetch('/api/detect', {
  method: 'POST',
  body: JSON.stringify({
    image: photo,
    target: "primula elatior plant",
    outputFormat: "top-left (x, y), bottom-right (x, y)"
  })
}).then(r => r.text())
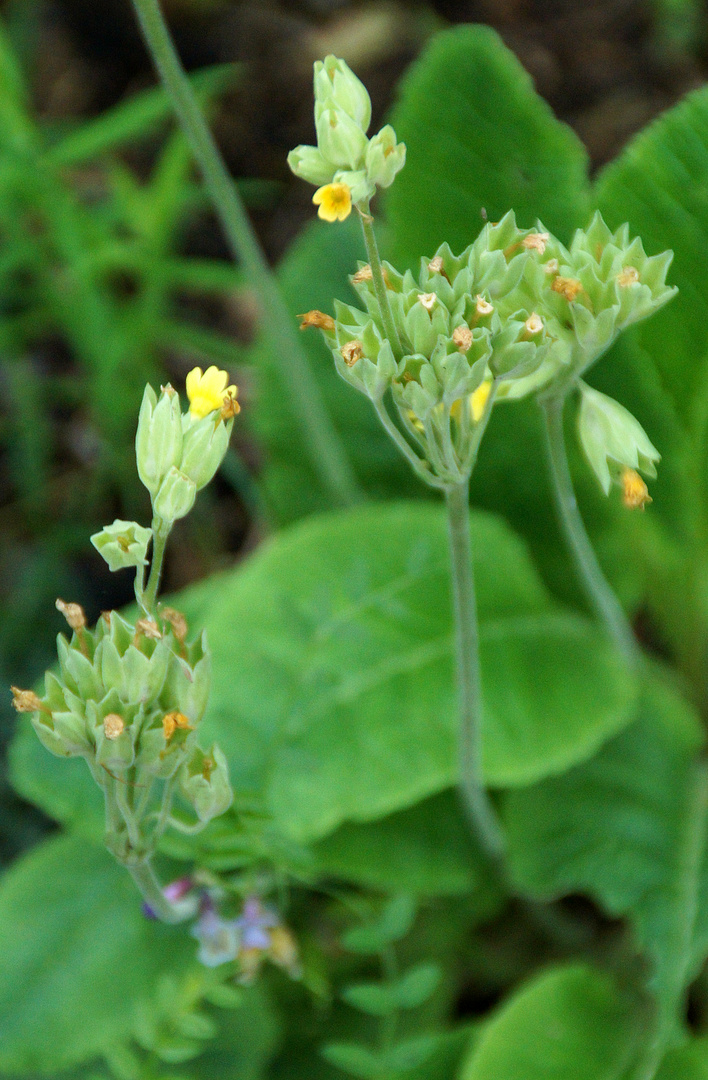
top-left (11, 6), bottom-right (708, 1078)
top-left (12, 366), bottom-right (239, 924)
top-left (290, 54), bottom-right (676, 868)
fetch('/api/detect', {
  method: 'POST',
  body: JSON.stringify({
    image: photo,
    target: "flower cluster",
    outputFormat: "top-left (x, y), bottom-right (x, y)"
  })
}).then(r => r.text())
top-left (130, 366), bottom-right (238, 529)
top-left (301, 211), bottom-right (675, 497)
top-left (287, 55), bottom-right (405, 220)
top-left (12, 367), bottom-right (238, 872)
top-left (13, 600), bottom-right (231, 859)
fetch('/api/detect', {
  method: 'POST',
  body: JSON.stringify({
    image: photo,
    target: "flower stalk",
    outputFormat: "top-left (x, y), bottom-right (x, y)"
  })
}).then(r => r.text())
top-left (541, 391), bottom-right (639, 668)
top-left (356, 202), bottom-right (403, 360)
top-left (445, 478), bottom-right (506, 867)
top-left (129, 0), bottom-right (360, 509)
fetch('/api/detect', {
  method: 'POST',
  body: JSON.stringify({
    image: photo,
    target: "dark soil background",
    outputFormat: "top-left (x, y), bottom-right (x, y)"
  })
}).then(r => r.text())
top-left (1, 0), bottom-right (707, 865)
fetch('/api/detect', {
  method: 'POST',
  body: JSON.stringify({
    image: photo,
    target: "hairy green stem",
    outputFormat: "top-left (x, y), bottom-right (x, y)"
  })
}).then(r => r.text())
top-left (356, 202), bottom-right (402, 360)
top-left (129, 0), bottom-right (360, 508)
top-left (142, 516), bottom-right (170, 615)
top-left (127, 858), bottom-right (190, 923)
top-left (541, 393), bottom-right (639, 668)
top-left (445, 478), bottom-right (506, 866)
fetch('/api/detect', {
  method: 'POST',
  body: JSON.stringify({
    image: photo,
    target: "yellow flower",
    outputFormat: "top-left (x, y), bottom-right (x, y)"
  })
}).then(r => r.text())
top-left (621, 467), bottom-right (651, 510)
top-left (312, 182), bottom-right (352, 222)
top-left (186, 366), bottom-right (238, 419)
top-left (470, 380), bottom-right (492, 422)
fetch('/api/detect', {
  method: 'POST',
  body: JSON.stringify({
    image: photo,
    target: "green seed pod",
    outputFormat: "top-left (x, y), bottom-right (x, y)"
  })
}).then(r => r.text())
top-left (179, 744), bottom-right (233, 823)
top-left (91, 519), bottom-right (152, 573)
top-left (89, 693), bottom-right (137, 771)
top-left (135, 385), bottom-right (183, 497)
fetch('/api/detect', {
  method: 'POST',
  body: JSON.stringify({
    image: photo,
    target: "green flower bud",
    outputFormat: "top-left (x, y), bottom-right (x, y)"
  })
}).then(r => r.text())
top-left (179, 744), bottom-right (233, 823)
top-left (286, 144), bottom-right (334, 186)
top-left (314, 55), bottom-right (371, 131)
top-left (365, 125), bottom-right (406, 188)
top-left (135, 385), bottom-right (183, 497)
top-left (577, 381), bottom-right (660, 495)
top-left (153, 467), bottom-right (197, 523)
top-left (315, 107), bottom-right (368, 171)
top-left (91, 519), bottom-right (152, 573)
top-left (180, 414), bottom-right (232, 491)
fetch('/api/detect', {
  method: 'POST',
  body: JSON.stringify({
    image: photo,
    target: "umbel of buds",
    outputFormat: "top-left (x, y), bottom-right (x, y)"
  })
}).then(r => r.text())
top-left (300, 210), bottom-right (675, 500)
top-left (302, 213), bottom-right (565, 487)
top-left (12, 367), bottom-right (238, 922)
top-left (13, 601), bottom-right (232, 862)
top-left (287, 55), bottom-right (406, 221)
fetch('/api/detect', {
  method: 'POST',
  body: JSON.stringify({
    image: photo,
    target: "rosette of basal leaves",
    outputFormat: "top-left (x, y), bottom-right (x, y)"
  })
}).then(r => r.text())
top-left (312, 212), bottom-right (556, 486)
top-left (24, 604), bottom-right (231, 857)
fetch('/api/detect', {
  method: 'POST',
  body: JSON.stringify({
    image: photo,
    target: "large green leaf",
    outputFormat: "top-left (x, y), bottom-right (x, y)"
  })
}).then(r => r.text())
top-left (458, 964), bottom-right (639, 1079)
top-left (505, 677), bottom-right (707, 1063)
top-left (12, 503), bottom-right (636, 848)
top-left (0, 833), bottom-right (195, 1074)
top-left (385, 25), bottom-right (590, 269)
top-left (311, 790), bottom-right (501, 906)
top-left (249, 217), bottom-right (417, 526)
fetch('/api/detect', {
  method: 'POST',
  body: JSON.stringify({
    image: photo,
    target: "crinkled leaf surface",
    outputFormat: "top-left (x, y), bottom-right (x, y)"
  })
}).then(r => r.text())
top-left (12, 503), bottom-right (636, 847)
top-left (0, 833), bottom-right (194, 1074)
top-left (386, 24), bottom-right (590, 269)
top-left (458, 964), bottom-right (638, 1079)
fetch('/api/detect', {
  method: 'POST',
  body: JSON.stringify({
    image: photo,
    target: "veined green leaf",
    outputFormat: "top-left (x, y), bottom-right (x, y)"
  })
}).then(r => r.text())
top-left (386, 24), bottom-right (590, 269)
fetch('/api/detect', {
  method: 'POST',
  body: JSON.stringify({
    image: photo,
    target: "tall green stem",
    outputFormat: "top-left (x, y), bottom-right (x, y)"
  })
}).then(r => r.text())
top-left (356, 203), bottom-right (402, 360)
top-left (445, 478), bottom-right (506, 866)
top-left (129, 0), bottom-right (360, 508)
top-left (142, 516), bottom-right (170, 615)
top-left (541, 393), bottom-right (639, 669)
